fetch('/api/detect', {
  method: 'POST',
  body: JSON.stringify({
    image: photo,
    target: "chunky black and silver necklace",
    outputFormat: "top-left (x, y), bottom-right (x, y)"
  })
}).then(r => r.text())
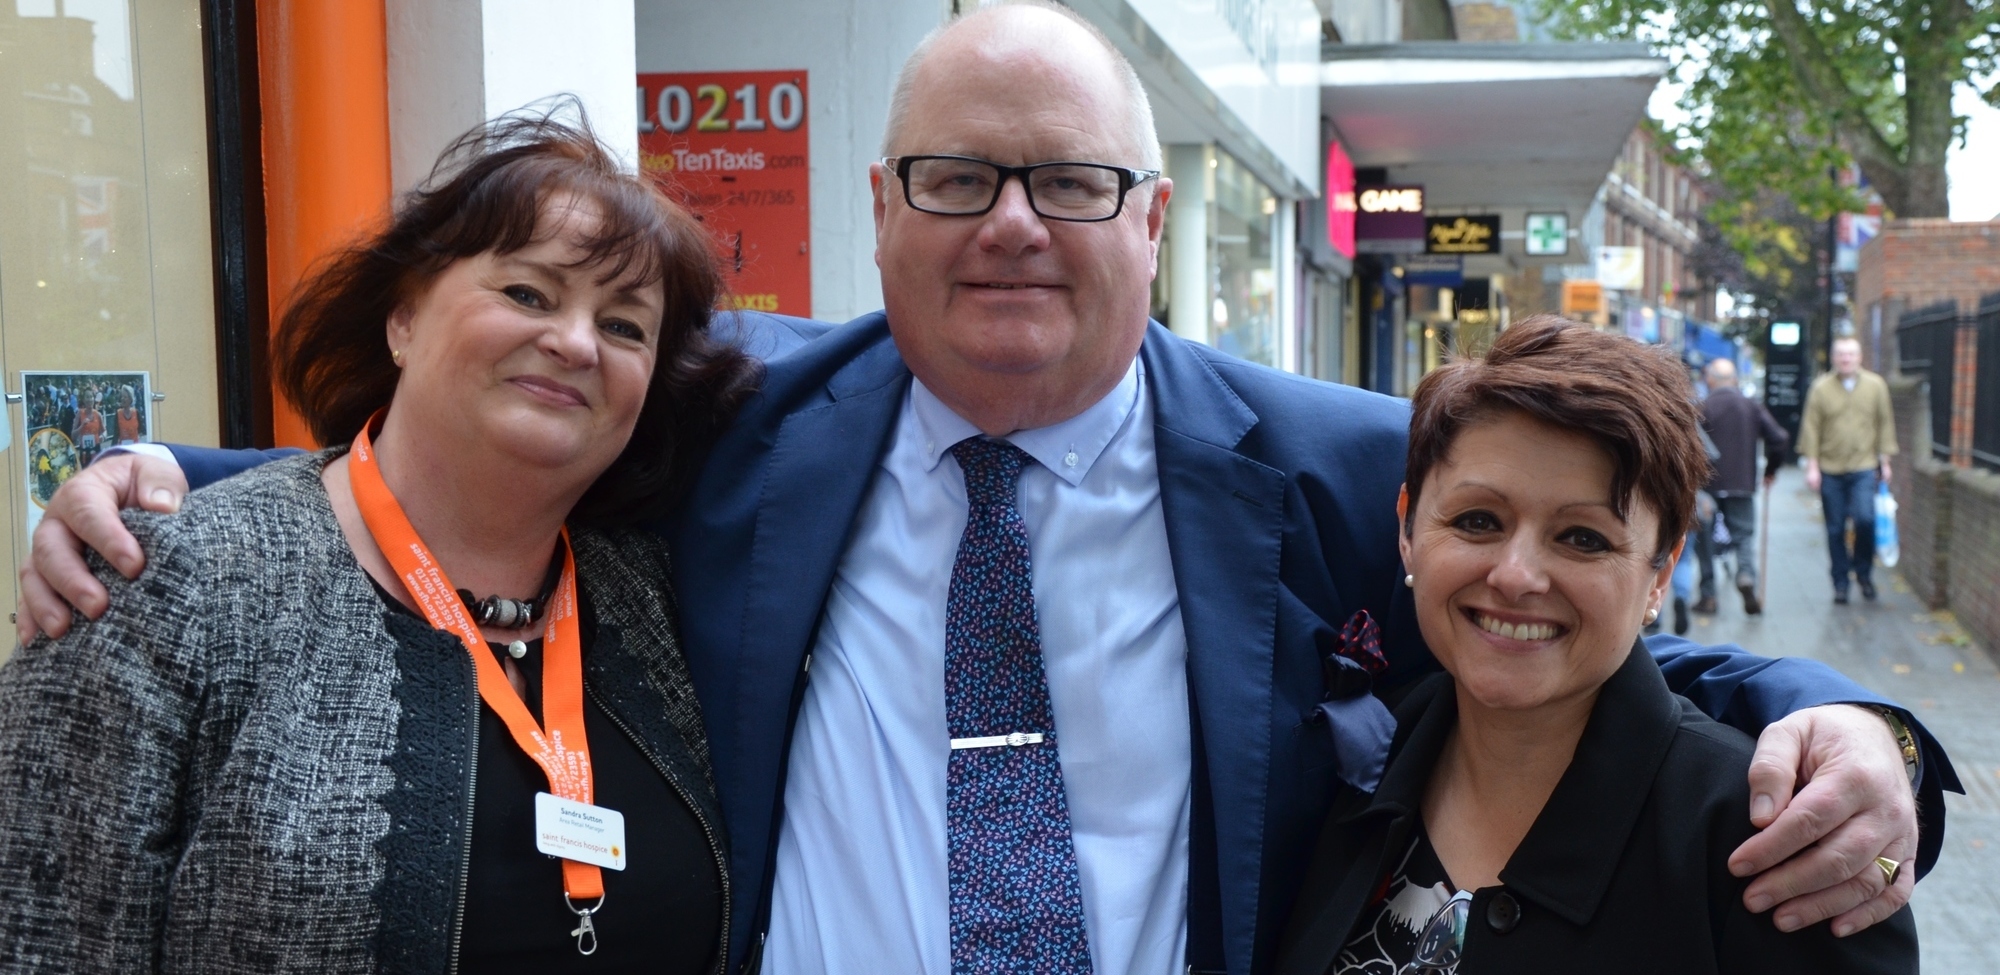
top-left (456, 541), bottom-right (568, 631)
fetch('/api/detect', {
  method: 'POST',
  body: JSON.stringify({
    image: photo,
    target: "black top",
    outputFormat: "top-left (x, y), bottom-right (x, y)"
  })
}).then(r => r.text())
top-left (1276, 642), bottom-right (1917, 975)
top-left (378, 585), bottom-right (723, 973)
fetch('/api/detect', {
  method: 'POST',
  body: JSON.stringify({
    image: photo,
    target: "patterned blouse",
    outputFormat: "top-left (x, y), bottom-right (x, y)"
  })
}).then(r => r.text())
top-left (1332, 827), bottom-right (1461, 975)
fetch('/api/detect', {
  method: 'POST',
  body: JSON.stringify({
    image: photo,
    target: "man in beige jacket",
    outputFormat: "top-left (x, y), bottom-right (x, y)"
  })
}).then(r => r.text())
top-left (1799, 336), bottom-right (1897, 603)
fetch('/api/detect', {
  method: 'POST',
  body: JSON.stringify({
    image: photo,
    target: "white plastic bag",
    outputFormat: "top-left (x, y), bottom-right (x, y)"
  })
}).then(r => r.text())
top-left (1875, 481), bottom-right (1900, 568)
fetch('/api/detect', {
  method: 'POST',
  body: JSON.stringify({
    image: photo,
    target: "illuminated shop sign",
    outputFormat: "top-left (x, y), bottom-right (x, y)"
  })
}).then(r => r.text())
top-left (1355, 183), bottom-right (1425, 254)
top-left (1358, 187), bottom-right (1424, 212)
top-left (1425, 215), bottom-right (1499, 255)
top-left (1326, 141), bottom-right (1355, 259)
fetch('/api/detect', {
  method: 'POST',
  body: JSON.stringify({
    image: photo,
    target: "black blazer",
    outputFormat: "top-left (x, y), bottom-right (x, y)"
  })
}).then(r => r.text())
top-left (1275, 643), bottom-right (1917, 975)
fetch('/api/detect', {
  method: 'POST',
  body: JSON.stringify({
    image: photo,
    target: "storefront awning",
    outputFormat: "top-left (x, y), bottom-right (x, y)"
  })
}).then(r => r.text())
top-left (1321, 43), bottom-right (1667, 217)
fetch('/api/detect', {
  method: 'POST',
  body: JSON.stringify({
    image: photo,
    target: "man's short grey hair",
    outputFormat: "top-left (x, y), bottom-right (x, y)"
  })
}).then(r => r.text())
top-left (881, 0), bottom-right (1163, 170)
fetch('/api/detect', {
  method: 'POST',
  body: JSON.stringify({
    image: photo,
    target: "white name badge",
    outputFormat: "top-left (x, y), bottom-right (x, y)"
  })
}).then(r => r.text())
top-left (534, 792), bottom-right (627, 871)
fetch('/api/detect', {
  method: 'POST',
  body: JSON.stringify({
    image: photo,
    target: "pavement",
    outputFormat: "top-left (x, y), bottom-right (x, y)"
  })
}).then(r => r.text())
top-left (1676, 465), bottom-right (2000, 972)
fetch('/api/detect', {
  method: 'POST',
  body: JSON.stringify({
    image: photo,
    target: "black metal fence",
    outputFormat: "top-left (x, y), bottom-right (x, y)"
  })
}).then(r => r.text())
top-left (1976, 292), bottom-right (2000, 470)
top-left (1896, 292), bottom-right (2000, 473)
top-left (1896, 301), bottom-right (1961, 459)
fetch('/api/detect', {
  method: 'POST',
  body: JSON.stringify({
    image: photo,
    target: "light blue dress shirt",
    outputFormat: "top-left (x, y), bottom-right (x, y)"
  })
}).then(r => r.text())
top-left (763, 359), bottom-right (1192, 975)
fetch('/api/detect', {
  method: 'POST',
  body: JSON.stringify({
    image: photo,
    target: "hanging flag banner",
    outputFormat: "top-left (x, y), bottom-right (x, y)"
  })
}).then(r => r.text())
top-left (638, 71), bottom-right (811, 317)
top-left (1594, 246), bottom-right (1644, 291)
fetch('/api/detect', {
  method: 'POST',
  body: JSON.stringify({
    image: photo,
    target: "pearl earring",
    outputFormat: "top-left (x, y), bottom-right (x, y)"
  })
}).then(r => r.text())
top-left (1404, 574), bottom-right (1415, 588)
top-left (391, 348), bottom-right (404, 365)
top-left (1644, 608), bottom-right (1659, 624)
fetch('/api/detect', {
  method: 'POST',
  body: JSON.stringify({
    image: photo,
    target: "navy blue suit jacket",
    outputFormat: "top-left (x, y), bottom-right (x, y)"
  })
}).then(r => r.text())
top-left (172, 310), bottom-right (1954, 975)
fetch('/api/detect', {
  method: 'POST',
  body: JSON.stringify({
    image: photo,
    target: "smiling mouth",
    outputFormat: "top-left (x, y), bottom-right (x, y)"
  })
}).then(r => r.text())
top-left (1466, 609), bottom-right (1565, 642)
top-left (510, 376), bottom-right (587, 407)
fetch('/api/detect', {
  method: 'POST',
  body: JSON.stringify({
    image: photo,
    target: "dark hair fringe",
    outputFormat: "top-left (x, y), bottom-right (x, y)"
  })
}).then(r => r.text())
top-left (1403, 315), bottom-right (1711, 562)
top-left (272, 99), bottom-right (759, 526)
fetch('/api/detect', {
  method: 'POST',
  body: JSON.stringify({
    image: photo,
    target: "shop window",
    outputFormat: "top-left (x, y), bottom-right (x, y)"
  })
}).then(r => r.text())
top-left (1210, 150), bottom-right (1279, 368)
top-left (0, 0), bottom-right (219, 636)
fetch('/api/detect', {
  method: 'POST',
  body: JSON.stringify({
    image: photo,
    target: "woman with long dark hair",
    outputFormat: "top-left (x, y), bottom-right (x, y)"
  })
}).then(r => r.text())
top-left (0, 111), bottom-right (754, 973)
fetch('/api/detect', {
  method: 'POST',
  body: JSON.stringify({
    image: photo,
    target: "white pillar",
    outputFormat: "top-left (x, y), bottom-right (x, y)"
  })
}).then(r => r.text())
top-left (1274, 199), bottom-right (1298, 372)
top-left (482, 0), bottom-right (637, 168)
top-left (386, 0), bottom-right (638, 192)
top-left (1167, 143), bottom-right (1211, 346)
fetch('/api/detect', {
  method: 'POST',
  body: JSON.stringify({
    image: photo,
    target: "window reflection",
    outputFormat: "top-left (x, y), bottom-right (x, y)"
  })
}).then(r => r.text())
top-left (1212, 150), bottom-right (1278, 368)
top-left (1, 0), bottom-right (216, 629)
top-left (5, 0), bottom-right (148, 351)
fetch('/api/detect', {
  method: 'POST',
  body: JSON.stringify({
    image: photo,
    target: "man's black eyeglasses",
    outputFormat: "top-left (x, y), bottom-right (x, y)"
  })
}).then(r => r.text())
top-left (883, 155), bottom-right (1162, 223)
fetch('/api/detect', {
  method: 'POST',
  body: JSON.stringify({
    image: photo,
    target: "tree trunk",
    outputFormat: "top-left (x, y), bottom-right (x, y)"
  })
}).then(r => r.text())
top-left (1763, 0), bottom-right (1961, 219)
top-left (1894, 0), bottom-right (1967, 218)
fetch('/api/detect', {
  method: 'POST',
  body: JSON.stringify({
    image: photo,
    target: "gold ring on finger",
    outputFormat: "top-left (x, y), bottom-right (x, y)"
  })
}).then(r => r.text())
top-left (1874, 856), bottom-right (1901, 886)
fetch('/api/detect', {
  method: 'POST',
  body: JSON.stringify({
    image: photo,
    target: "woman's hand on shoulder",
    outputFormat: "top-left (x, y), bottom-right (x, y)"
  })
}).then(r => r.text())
top-left (1728, 704), bottom-right (1916, 938)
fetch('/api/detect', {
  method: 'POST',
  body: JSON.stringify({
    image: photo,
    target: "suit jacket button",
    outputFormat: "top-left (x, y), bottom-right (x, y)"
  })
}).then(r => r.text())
top-left (1485, 891), bottom-right (1521, 934)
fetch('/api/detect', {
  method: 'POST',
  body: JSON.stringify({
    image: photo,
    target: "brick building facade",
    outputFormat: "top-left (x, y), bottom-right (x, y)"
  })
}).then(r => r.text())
top-left (1856, 219), bottom-right (2000, 371)
top-left (1601, 127), bottom-right (1718, 325)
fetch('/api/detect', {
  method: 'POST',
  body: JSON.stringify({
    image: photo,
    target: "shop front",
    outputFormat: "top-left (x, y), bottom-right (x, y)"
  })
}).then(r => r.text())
top-left (1321, 41), bottom-right (1668, 394)
top-left (1, 0), bottom-right (222, 619)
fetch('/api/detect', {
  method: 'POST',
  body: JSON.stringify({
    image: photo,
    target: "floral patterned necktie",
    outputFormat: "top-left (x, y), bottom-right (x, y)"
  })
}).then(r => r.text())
top-left (943, 437), bottom-right (1093, 974)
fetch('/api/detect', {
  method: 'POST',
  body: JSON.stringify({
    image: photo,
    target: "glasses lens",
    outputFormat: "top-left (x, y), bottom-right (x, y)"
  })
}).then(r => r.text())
top-left (903, 157), bottom-right (1001, 214)
top-left (1027, 164), bottom-right (1124, 219)
top-left (1412, 890), bottom-right (1471, 970)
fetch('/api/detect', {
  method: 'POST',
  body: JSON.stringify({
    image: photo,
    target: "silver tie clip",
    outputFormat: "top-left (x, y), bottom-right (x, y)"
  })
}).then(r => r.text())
top-left (950, 732), bottom-right (1046, 750)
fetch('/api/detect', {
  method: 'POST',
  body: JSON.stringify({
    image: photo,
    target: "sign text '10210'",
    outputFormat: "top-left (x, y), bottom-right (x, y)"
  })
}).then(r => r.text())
top-left (640, 81), bottom-right (804, 134)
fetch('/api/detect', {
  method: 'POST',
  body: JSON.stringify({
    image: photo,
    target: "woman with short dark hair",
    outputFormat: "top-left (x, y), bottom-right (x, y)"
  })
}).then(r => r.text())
top-left (0, 111), bottom-right (754, 973)
top-left (1276, 316), bottom-right (1916, 974)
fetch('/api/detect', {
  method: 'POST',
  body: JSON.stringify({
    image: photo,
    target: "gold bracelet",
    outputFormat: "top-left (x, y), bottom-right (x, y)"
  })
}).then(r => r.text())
top-left (1863, 705), bottom-right (1921, 788)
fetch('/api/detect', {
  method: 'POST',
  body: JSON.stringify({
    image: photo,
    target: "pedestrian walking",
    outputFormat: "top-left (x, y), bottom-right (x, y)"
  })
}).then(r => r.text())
top-left (1799, 336), bottom-right (1897, 604)
top-left (1697, 358), bottom-right (1788, 615)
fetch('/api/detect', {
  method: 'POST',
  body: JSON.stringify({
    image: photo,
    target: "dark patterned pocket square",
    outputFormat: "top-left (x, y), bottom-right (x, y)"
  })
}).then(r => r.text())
top-left (1315, 609), bottom-right (1394, 794)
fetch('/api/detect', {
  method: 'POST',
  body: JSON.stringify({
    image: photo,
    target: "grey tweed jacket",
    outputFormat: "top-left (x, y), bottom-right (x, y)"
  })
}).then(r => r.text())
top-left (0, 451), bottom-right (729, 973)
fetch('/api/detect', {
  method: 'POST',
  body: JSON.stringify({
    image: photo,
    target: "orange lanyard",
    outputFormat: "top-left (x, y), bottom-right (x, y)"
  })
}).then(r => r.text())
top-left (348, 419), bottom-right (604, 904)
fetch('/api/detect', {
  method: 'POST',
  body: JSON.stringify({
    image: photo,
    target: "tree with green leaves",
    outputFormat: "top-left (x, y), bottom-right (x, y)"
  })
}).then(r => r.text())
top-left (1534, 0), bottom-right (1999, 220)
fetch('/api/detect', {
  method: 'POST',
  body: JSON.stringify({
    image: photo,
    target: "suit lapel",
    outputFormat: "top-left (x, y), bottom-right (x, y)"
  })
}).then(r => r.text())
top-left (687, 314), bottom-right (912, 963)
top-left (1141, 325), bottom-right (1286, 975)
top-left (736, 336), bottom-right (911, 686)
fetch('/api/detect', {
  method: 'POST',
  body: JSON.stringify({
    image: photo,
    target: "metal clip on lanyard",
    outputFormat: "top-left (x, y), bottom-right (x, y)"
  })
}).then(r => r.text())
top-left (567, 891), bottom-right (605, 955)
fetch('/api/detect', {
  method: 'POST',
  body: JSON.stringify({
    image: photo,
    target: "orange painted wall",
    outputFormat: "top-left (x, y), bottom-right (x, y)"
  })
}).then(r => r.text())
top-left (257, 0), bottom-right (392, 448)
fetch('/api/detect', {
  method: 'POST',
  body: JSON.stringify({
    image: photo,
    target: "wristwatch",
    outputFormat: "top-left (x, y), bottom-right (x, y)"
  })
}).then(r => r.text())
top-left (1863, 705), bottom-right (1922, 788)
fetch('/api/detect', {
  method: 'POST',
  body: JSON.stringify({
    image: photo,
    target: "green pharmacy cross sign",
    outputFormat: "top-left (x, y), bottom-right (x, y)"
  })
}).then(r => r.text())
top-left (1525, 212), bottom-right (1568, 256)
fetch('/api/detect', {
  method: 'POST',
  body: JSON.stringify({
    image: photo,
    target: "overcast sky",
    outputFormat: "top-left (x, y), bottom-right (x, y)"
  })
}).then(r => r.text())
top-left (1947, 84), bottom-right (2000, 222)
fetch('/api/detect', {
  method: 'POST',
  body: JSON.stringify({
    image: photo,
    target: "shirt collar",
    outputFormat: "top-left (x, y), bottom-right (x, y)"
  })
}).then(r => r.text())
top-left (1348, 641), bottom-right (1682, 927)
top-left (909, 357), bottom-right (1143, 488)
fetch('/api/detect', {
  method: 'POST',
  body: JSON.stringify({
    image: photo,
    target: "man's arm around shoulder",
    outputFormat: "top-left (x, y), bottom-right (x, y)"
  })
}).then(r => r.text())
top-left (1648, 634), bottom-right (1956, 934)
